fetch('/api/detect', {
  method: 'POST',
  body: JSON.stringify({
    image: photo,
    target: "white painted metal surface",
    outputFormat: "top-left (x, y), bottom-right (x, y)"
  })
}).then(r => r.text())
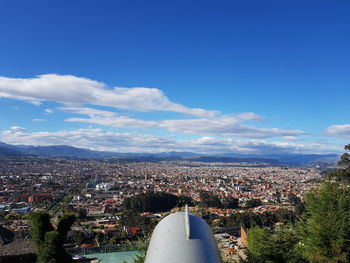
top-left (144, 209), bottom-right (222, 263)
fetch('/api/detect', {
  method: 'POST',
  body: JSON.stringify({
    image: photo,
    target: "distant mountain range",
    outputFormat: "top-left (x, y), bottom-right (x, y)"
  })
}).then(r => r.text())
top-left (0, 142), bottom-right (338, 167)
top-left (0, 142), bottom-right (110, 158)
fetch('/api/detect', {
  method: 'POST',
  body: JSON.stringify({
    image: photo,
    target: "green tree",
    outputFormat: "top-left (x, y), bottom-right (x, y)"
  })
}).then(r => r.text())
top-left (245, 226), bottom-right (305, 263)
top-left (31, 211), bottom-right (53, 246)
top-left (327, 144), bottom-right (350, 182)
top-left (338, 144), bottom-right (350, 167)
top-left (133, 251), bottom-right (146, 263)
top-left (245, 199), bottom-right (262, 208)
top-left (31, 211), bottom-right (76, 263)
top-left (224, 210), bottom-right (297, 229)
top-left (287, 193), bottom-right (301, 206)
top-left (244, 144), bottom-right (350, 263)
top-left (177, 195), bottom-right (194, 207)
top-left (122, 191), bottom-right (185, 213)
top-left (108, 236), bottom-right (118, 245)
top-left (199, 191), bottom-right (222, 208)
top-left (300, 182), bottom-right (350, 263)
top-left (119, 209), bottom-right (157, 236)
top-left (245, 227), bottom-right (274, 262)
top-left (95, 232), bottom-right (104, 245)
top-left (120, 209), bottom-right (143, 227)
top-left (74, 231), bottom-right (84, 246)
top-left (57, 212), bottom-right (76, 238)
top-left (40, 231), bottom-right (62, 263)
top-left (77, 207), bottom-right (87, 220)
top-left (4, 213), bottom-right (22, 220)
top-left (221, 196), bottom-right (239, 209)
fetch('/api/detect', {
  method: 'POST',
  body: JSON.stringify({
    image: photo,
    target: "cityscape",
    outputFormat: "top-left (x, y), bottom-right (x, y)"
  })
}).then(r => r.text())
top-left (0, 153), bottom-right (327, 262)
top-left (1, 1), bottom-right (350, 263)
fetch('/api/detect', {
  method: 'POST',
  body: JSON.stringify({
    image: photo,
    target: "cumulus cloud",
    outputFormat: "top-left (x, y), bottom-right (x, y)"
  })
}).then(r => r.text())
top-left (0, 128), bottom-right (335, 154)
top-left (0, 74), bottom-right (308, 140)
top-left (0, 74), bottom-right (217, 117)
top-left (63, 106), bottom-right (306, 138)
top-left (325, 124), bottom-right (350, 139)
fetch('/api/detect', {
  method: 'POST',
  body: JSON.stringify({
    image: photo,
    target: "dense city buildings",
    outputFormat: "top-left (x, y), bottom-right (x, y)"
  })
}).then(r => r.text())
top-left (1, 157), bottom-right (321, 224)
top-left (0, 156), bottom-right (324, 261)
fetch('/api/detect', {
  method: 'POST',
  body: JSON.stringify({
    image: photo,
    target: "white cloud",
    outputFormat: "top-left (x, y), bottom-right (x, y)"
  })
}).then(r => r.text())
top-left (0, 128), bottom-right (338, 154)
top-left (30, 101), bottom-right (42, 106)
top-left (159, 116), bottom-right (306, 138)
top-left (0, 74), bottom-right (308, 140)
top-left (60, 106), bottom-right (119, 118)
top-left (63, 107), bottom-right (306, 138)
top-left (282, 136), bottom-right (299, 141)
top-left (65, 115), bottom-right (158, 129)
top-left (9, 126), bottom-right (26, 131)
top-left (33, 119), bottom-right (47, 122)
top-left (0, 74), bottom-right (217, 117)
top-left (0, 128), bottom-right (176, 153)
top-left (325, 124), bottom-right (350, 139)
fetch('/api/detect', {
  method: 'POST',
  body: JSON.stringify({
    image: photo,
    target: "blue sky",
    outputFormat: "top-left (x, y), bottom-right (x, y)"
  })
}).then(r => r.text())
top-left (0, 0), bottom-right (349, 154)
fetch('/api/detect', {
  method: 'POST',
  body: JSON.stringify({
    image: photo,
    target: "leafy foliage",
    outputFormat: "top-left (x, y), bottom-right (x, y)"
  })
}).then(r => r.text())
top-left (327, 168), bottom-right (350, 182)
top-left (328, 144), bottom-right (350, 182)
top-left (245, 226), bottom-right (306, 263)
top-left (245, 199), bottom-right (262, 208)
top-left (74, 231), bottom-right (84, 245)
top-left (300, 182), bottom-right (350, 263)
top-left (242, 144), bottom-right (350, 263)
top-left (221, 209), bottom-right (297, 228)
top-left (177, 195), bottom-right (194, 207)
top-left (40, 231), bottom-right (67, 263)
top-left (122, 191), bottom-right (193, 213)
top-left (338, 144), bottom-right (350, 166)
top-left (133, 251), bottom-right (146, 263)
top-left (199, 190), bottom-right (239, 209)
top-left (31, 211), bottom-right (76, 263)
top-left (31, 211), bottom-right (54, 246)
top-left (119, 209), bottom-right (157, 235)
top-left (287, 193), bottom-right (301, 205)
top-left (57, 212), bottom-right (76, 238)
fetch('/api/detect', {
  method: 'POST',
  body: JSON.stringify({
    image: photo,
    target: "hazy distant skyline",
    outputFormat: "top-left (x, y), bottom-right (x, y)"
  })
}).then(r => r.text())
top-left (0, 1), bottom-right (349, 154)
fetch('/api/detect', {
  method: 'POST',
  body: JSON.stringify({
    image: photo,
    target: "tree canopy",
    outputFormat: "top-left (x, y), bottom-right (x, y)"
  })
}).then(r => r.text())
top-left (245, 226), bottom-right (304, 263)
top-left (199, 190), bottom-right (239, 209)
top-left (327, 144), bottom-right (350, 182)
top-left (244, 144), bottom-right (350, 263)
top-left (31, 211), bottom-right (76, 263)
top-left (300, 182), bottom-right (350, 263)
top-left (245, 199), bottom-right (262, 208)
top-left (338, 144), bottom-right (350, 167)
top-left (220, 209), bottom-right (297, 229)
top-left (122, 191), bottom-right (193, 213)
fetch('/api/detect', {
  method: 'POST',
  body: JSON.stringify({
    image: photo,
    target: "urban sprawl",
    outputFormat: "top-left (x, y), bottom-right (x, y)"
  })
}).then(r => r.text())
top-left (0, 157), bottom-right (323, 261)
